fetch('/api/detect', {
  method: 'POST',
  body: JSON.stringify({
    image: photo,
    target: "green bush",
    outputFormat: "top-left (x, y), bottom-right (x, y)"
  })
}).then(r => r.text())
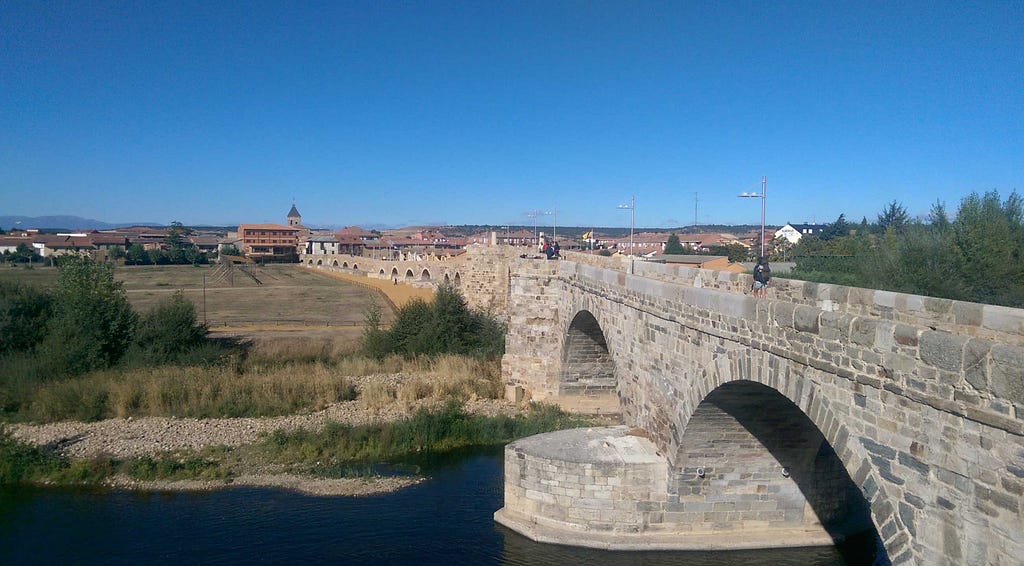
top-left (260, 402), bottom-right (591, 470)
top-left (40, 256), bottom-right (137, 376)
top-left (0, 281), bottom-right (53, 355)
top-left (128, 291), bottom-right (208, 364)
top-left (0, 426), bottom-right (65, 483)
top-left (362, 283), bottom-right (506, 359)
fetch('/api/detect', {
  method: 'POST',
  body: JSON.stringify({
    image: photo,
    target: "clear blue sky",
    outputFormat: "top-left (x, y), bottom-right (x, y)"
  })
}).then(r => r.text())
top-left (1, 1), bottom-right (1020, 229)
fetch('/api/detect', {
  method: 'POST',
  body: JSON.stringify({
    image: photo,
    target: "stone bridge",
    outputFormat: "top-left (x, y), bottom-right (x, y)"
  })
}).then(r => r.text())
top-left (494, 253), bottom-right (1024, 565)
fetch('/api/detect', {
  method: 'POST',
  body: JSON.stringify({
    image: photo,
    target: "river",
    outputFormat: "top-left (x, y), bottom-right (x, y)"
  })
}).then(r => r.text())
top-left (0, 449), bottom-right (878, 564)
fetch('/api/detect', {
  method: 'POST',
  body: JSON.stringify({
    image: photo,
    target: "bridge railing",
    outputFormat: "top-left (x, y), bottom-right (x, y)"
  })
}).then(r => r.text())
top-left (560, 250), bottom-right (1024, 346)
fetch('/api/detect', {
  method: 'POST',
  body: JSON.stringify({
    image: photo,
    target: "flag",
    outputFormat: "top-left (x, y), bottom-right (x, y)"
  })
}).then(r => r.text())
top-left (581, 231), bottom-right (592, 240)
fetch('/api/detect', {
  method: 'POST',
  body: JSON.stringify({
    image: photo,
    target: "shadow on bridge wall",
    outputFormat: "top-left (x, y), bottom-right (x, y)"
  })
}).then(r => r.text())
top-left (679, 381), bottom-right (885, 563)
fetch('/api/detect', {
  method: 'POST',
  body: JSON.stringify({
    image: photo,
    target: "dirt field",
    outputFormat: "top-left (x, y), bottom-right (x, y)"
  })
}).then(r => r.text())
top-left (0, 263), bottom-right (424, 334)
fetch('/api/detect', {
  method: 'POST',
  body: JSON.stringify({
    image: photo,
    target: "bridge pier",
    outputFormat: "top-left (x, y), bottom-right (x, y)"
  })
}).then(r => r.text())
top-left (495, 425), bottom-right (843, 550)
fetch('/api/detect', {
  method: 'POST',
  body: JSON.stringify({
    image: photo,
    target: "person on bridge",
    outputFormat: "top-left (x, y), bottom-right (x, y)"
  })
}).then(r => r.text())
top-left (753, 256), bottom-right (771, 299)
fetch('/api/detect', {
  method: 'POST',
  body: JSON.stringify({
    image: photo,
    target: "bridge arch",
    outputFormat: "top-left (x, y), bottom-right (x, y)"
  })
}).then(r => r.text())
top-left (352, 263), bottom-right (358, 270)
top-left (332, 260), bottom-right (339, 267)
top-left (559, 310), bottom-right (617, 399)
top-left (405, 268), bottom-right (415, 281)
top-left (342, 261), bottom-right (349, 268)
top-left (453, 272), bottom-right (461, 287)
top-left (307, 259), bottom-right (313, 266)
top-left (420, 268), bottom-right (431, 281)
top-left (391, 267), bottom-right (400, 280)
top-left (675, 379), bottom-right (882, 557)
top-left (316, 259), bottom-right (323, 266)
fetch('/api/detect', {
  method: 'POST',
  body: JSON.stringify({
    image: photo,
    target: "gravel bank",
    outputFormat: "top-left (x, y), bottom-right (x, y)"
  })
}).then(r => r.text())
top-left (7, 380), bottom-right (520, 496)
top-left (9, 395), bottom-right (520, 459)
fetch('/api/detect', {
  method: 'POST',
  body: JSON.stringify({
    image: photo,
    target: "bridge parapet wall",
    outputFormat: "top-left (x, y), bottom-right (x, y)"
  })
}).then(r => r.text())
top-left (299, 245), bottom-right (522, 312)
top-left (563, 250), bottom-right (1024, 345)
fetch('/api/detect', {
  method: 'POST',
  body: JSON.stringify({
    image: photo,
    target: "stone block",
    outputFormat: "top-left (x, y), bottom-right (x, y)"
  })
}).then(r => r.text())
top-left (963, 338), bottom-right (992, 391)
top-left (772, 302), bottom-right (796, 329)
top-left (793, 306), bottom-right (820, 334)
top-left (981, 304), bottom-right (1024, 335)
top-left (897, 451), bottom-right (930, 476)
top-left (919, 331), bottom-right (967, 372)
top-left (989, 345), bottom-right (1024, 404)
top-left (845, 318), bottom-right (874, 347)
top-left (923, 297), bottom-right (953, 316)
top-left (952, 301), bottom-right (984, 327)
top-left (893, 324), bottom-right (919, 347)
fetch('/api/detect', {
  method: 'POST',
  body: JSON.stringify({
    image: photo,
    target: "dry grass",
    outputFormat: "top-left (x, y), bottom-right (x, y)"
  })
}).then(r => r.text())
top-left (358, 382), bottom-right (396, 411)
top-left (395, 355), bottom-right (503, 405)
top-left (23, 361), bottom-right (359, 421)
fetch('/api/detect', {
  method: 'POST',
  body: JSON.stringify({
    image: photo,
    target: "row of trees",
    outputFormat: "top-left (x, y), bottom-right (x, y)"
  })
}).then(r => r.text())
top-left (783, 191), bottom-right (1024, 308)
top-left (0, 256), bottom-right (209, 380)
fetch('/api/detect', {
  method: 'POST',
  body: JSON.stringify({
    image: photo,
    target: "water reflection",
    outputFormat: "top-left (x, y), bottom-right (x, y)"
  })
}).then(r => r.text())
top-left (0, 452), bottom-right (874, 565)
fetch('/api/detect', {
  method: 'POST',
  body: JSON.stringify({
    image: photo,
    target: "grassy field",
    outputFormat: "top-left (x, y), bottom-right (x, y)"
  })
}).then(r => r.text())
top-left (0, 263), bottom-right (395, 329)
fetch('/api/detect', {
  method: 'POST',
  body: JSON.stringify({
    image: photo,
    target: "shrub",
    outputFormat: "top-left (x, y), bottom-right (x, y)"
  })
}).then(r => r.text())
top-left (39, 256), bottom-right (137, 376)
top-left (362, 283), bottom-right (506, 359)
top-left (0, 281), bottom-right (52, 355)
top-left (128, 291), bottom-right (208, 364)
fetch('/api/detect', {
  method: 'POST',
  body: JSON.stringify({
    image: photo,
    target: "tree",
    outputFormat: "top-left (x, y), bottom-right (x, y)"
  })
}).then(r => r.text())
top-left (819, 214), bottom-right (850, 241)
top-left (663, 233), bottom-right (685, 255)
top-left (11, 243), bottom-right (40, 264)
top-left (125, 243), bottom-right (150, 265)
top-left (108, 245), bottom-right (126, 261)
top-left (220, 245), bottom-right (242, 257)
top-left (876, 201), bottom-right (910, 234)
top-left (163, 221), bottom-right (193, 264)
top-left (40, 256), bottom-right (137, 375)
top-left (950, 190), bottom-right (1024, 306)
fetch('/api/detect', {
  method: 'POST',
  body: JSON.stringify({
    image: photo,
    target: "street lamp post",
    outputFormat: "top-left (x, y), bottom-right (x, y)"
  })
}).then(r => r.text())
top-left (739, 176), bottom-right (767, 259)
top-left (617, 196), bottom-right (635, 258)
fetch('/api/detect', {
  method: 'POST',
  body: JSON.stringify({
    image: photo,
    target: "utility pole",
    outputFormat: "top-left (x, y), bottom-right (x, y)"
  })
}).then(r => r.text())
top-left (694, 192), bottom-right (698, 230)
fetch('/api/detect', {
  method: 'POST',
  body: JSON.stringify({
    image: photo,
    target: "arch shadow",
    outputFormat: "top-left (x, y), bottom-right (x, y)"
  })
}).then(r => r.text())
top-left (675, 380), bottom-right (886, 564)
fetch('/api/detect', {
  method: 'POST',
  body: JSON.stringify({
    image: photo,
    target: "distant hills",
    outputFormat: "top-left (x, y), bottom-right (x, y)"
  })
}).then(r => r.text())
top-left (0, 215), bottom-right (159, 231)
top-left (0, 215), bottom-right (769, 235)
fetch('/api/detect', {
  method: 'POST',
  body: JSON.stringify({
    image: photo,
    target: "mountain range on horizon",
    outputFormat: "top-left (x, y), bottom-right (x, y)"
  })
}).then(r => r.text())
top-left (1, 215), bottom-right (766, 236)
top-left (0, 215), bottom-right (164, 231)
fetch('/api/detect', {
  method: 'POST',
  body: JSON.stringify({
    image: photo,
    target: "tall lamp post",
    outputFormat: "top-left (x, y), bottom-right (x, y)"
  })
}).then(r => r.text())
top-left (617, 195), bottom-right (635, 258)
top-left (739, 176), bottom-right (767, 259)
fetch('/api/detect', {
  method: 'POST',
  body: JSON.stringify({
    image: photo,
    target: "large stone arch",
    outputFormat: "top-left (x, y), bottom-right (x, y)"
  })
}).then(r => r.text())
top-left (420, 268), bottom-right (431, 281)
top-left (673, 380), bottom-right (883, 559)
top-left (332, 259), bottom-right (339, 267)
top-left (342, 261), bottom-right (349, 268)
top-left (453, 272), bottom-right (462, 287)
top-left (657, 343), bottom-right (903, 562)
top-left (559, 310), bottom-right (616, 397)
top-left (379, 268), bottom-right (386, 278)
top-left (391, 267), bottom-right (400, 280)
top-left (316, 259), bottom-right (323, 266)
top-left (405, 268), bottom-right (415, 281)
top-left (352, 263), bottom-right (358, 270)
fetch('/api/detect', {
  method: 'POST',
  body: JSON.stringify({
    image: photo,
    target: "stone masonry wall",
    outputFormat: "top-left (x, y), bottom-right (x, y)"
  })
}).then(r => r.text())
top-left (500, 427), bottom-right (669, 536)
top-left (503, 257), bottom-right (1024, 564)
top-left (501, 259), bottom-right (562, 401)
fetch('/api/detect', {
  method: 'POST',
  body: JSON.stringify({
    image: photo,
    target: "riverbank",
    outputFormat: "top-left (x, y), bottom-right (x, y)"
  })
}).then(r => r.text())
top-left (7, 393), bottom-right (525, 496)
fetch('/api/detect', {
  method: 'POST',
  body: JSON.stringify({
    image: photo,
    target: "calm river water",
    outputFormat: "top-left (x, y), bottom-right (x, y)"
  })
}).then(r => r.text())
top-left (0, 449), bottom-right (878, 565)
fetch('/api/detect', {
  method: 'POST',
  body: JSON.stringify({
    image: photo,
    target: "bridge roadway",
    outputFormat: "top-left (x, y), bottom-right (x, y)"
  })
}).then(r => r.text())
top-left (496, 253), bottom-right (1024, 565)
